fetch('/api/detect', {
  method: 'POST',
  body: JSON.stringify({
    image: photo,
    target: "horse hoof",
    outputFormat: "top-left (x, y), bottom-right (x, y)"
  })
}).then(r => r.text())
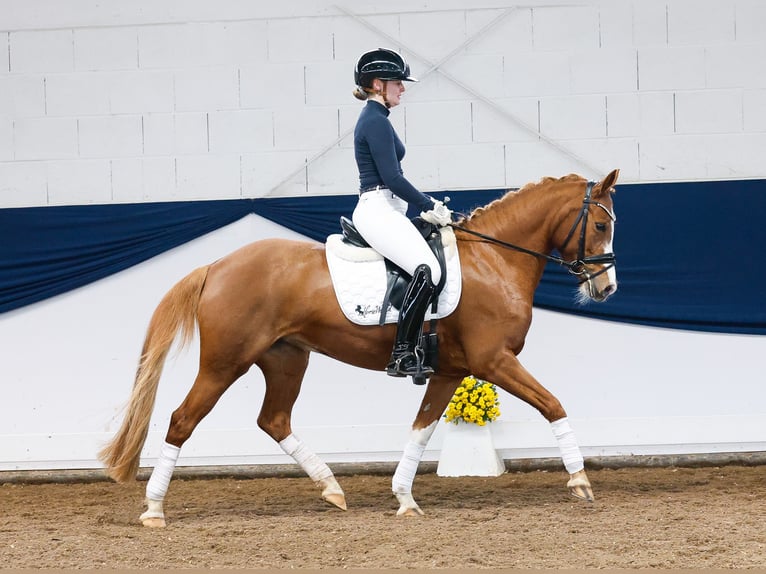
top-left (396, 506), bottom-right (424, 517)
top-left (141, 516), bottom-right (167, 528)
top-left (323, 492), bottom-right (348, 511)
top-left (567, 470), bottom-right (594, 502)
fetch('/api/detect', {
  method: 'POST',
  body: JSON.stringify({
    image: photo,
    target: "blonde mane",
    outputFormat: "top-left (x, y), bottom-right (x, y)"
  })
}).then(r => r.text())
top-left (460, 173), bottom-right (586, 230)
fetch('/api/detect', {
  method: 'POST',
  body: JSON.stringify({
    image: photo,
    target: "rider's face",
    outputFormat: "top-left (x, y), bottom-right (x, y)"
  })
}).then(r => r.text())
top-left (383, 80), bottom-right (405, 107)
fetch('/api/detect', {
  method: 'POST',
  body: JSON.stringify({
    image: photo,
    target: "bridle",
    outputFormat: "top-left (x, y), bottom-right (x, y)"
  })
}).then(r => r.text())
top-left (448, 180), bottom-right (616, 283)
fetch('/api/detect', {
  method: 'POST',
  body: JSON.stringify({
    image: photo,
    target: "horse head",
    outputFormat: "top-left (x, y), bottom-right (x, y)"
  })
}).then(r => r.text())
top-left (554, 169), bottom-right (619, 304)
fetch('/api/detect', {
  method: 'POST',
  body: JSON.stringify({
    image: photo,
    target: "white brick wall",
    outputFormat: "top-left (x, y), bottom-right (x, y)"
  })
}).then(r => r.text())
top-left (0, 33), bottom-right (9, 73)
top-left (0, 0), bottom-right (764, 208)
top-left (10, 30), bottom-right (74, 73)
top-left (74, 27), bottom-right (138, 71)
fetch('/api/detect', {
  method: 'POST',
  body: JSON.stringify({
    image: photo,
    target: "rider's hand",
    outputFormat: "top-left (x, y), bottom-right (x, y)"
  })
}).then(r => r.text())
top-left (420, 200), bottom-right (452, 226)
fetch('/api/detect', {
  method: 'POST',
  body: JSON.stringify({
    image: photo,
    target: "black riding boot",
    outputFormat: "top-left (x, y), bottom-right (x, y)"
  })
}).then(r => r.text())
top-left (386, 265), bottom-right (436, 378)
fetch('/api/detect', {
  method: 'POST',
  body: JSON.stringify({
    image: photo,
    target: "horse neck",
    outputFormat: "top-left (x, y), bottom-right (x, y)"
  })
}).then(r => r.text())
top-left (464, 179), bottom-right (578, 258)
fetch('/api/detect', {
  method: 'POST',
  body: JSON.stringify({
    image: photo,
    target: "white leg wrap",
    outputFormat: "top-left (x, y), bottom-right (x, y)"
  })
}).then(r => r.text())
top-left (392, 441), bottom-right (426, 494)
top-left (145, 441), bottom-right (180, 502)
top-left (279, 433), bottom-right (333, 482)
top-left (551, 417), bottom-right (584, 474)
top-left (391, 421), bottom-right (437, 495)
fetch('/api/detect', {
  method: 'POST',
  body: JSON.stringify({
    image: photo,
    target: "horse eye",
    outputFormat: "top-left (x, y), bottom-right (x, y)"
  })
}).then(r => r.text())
top-left (595, 222), bottom-right (607, 232)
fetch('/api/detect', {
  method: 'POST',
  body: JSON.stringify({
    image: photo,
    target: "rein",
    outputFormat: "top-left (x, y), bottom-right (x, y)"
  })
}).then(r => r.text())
top-left (447, 181), bottom-right (616, 279)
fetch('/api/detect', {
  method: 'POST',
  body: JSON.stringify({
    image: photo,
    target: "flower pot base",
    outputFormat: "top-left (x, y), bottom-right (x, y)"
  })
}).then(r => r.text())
top-left (437, 422), bottom-right (505, 477)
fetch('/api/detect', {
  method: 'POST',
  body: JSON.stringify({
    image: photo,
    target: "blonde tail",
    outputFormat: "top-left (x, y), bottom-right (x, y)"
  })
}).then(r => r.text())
top-left (99, 265), bottom-right (209, 482)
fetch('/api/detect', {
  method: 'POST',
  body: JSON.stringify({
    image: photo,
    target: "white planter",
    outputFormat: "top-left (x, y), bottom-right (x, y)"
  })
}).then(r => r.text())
top-left (437, 421), bottom-right (505, 477)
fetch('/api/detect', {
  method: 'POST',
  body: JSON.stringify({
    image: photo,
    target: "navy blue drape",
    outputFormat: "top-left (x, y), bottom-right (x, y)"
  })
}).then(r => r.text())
top-left (1, 179), bottom-right (764, 334)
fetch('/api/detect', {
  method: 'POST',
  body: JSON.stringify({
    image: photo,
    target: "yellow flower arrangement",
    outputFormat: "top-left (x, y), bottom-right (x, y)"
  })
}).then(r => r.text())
top-left (443, 376), bottom-right (501, 426)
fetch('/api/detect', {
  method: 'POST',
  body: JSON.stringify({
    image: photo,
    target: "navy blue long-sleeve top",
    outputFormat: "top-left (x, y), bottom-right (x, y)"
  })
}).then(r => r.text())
top-left (354, 100), bottom-right (434, 213)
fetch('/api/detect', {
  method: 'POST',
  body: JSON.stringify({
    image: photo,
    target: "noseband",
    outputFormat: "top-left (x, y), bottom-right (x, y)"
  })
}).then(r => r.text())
top-left (449, 180), bottom-right (616, 282)
top-left (557, 181), bottom-right (616, 281)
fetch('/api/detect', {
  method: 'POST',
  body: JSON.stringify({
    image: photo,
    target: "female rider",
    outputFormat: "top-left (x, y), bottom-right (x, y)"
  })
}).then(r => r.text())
top-left (351, 48), bottom-right (452, 380)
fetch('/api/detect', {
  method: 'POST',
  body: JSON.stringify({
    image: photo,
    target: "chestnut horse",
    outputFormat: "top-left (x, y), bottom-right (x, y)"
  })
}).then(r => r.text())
top-left (100, 169), bottom-right (619, 527)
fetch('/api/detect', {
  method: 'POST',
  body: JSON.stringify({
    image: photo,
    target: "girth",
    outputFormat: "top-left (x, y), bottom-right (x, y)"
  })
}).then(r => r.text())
top-left (339, 216), bottom-right (448, 325)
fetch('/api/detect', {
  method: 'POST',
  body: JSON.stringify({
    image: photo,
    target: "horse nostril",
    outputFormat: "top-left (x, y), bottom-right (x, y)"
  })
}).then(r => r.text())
top-left (603, 284), bottom-right (616, 297)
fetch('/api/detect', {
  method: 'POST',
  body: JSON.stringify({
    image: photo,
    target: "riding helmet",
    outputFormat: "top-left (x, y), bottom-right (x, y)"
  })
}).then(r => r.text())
top-left (354, 48), bottom-right (418, 89)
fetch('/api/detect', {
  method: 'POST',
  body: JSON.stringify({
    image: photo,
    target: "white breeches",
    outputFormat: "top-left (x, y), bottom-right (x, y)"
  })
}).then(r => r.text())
top-left (352, 189), bottom-right (442, 285)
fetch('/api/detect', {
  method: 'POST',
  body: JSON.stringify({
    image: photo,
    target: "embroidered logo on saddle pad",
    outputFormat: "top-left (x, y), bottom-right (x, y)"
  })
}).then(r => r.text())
top-left (325, 227), bottom-right (462, 326)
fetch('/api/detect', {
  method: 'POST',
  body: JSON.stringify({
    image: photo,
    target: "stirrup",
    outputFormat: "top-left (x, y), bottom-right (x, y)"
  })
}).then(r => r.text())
top-left (386, 347), bottom-right (434, 378)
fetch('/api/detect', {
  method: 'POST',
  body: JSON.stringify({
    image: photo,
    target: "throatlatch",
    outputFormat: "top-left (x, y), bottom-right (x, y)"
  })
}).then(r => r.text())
top-left (386, 264), bottom-right (435, 381)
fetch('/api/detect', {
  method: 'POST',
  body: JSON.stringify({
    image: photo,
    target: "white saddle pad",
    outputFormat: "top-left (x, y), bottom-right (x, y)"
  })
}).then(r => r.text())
top-left (325, 227), bottom-right (462, 326)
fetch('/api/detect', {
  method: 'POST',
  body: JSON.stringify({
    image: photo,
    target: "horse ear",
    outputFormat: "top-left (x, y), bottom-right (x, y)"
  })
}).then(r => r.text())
top-left (595, 169), bottom-right (619, 197)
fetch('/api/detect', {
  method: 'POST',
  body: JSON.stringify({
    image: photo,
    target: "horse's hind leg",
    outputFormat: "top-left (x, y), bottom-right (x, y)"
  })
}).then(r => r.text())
top-left (140, 363), bottom-right (248, 527)
top-left (393, 375), bottom-right (461, 517)
top-left (256, 341), bottom-right (347, 511)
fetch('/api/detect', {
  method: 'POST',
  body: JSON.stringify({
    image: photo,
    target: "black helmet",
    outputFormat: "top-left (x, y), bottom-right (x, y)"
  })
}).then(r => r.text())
top-left (354, 48), bottom-right (418, 89)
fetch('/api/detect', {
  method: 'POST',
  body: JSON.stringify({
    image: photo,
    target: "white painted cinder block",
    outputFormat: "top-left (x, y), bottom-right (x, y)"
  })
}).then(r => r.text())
top-left (78, 115), bottom-right (143, 158)
top-left (667, 0), bottom-right (735, 46)
top-left (273, 106), bottom-right (338, 150)
top-left (638, 46), bottom-right (706, 91)
top-left (503, 50), bottom-right (571, 97)
top-left (0, 33), bottom-right (9, 73)
top-left (108, 70), bottom-right (174, 114)
top-left (13, 117), bottom-right (78, 161)
top-left (306, 146), bottom-right (357, 196)
top-left (744, 89), bottom-right (766, 132)
top-left (142, 113), bottom-right (209, 156)
top-left (209, 109), bottom-right (274, 153)
top-left (331, 13), bottom-right (401, 65)
top-left (736, 0), bottom-right (766, 43)
top-left (636, 133), bottom-right (765, 180)
top-left (539, 95), bottom-right (606, 140)
top-left (597, 2), bottom-right (634, 48)
top-left (74, 27), bottom-right (138, 71)
top-left (0, 116), bottom-right (12, 160)
top-left (111, 157), bottom-right (176, 203)
top-left (0, 161), bottom-right (48, 207)
top-left (505, 141), bottom-right (590, 187)
top-left (675, 90), bottom-right (743, 135)
top-left (175, 154), bottom-right (241, 200)
top-left (472, 98), bottom-right (539, 144)
top-left (9, 30), bottom-right (73, 73)
top-left (437, 143), bottom-right (506, 190)
top-left (465, 8), bottom-right (533, 55)
top-left (532, 6), bottom-right (600, 50)
top-left (241, 150), bottom-right (308, 198)
top-left (570, 48), bottom-right (638, 94)
top-left (174, 67), bottom-right (239, 112)
top-left (607, 92), bottom-right (675, 137)
top-left (45, 73), bottom-right (111, 117)
top-left (205, 20), bottom-right (269, 67)
top-left (266, 17), bottom-right (334, 63)
top-left (240, 61), bottom-right (306, 110)
top-left (707, 133), bottom-right (766, 179)
top-left (706, 44), bottom-right (766, 90)
top-left (632, 0), bottom-right (668, 46)
top-left (399, 11), bottom-right (467, 63)
top-left (46, 159), bottom-right (112, 205)
top-left (404, 100), bottom-right (472, 146)
top-left (399, 145), bottom-right (440, 192)
top-left (440, 54), bottom-right (505, 98)
top-left (139, 22), bottom-right (266, 69)
top-left (0, 76), bottom-right (45, 117)
top-left (305, 60), bottom-right (354, 107)
top-left (566, 138), bottom-right (640, 182)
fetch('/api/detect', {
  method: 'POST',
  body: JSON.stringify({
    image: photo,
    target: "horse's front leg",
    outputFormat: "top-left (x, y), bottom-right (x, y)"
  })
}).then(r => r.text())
top-left (473, 351), bottom-right (593, 502)
top-left (392, 375), bottom-right (460, 517)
